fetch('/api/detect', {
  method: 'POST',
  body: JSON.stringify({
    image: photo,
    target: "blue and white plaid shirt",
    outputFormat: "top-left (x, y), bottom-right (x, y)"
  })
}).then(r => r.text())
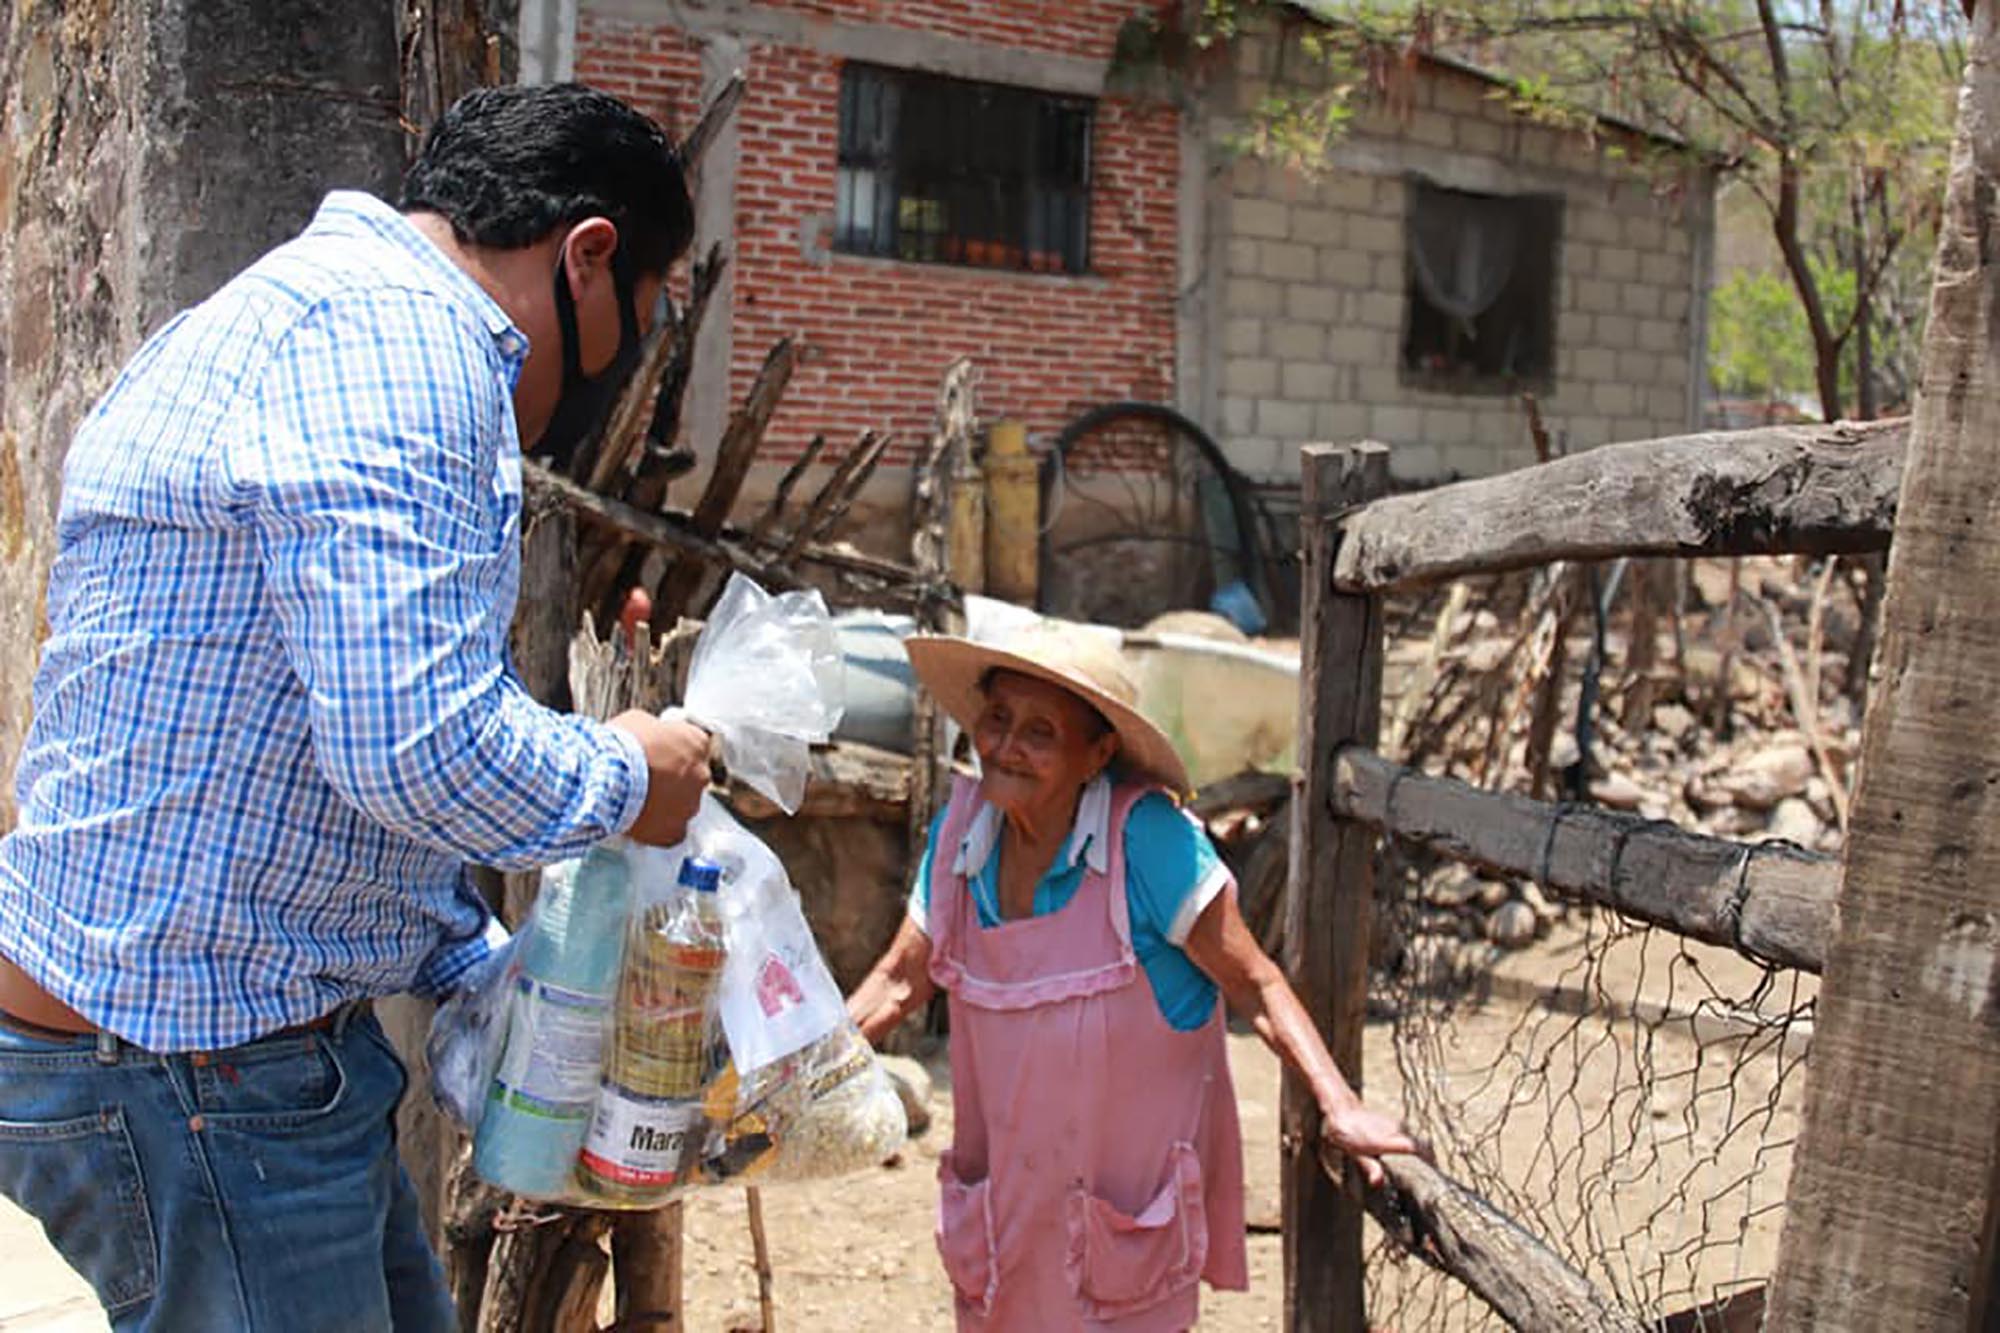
top-left (0, 192), bottom-right (649, 1052)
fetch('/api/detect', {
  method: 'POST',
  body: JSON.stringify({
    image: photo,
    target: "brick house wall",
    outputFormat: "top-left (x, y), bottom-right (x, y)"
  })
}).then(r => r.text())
top-left (577, 1), bottom-right (1182, 476)
top-left (573, 15), bottom-right (705, 130)
top-left (1206, 28), bottom-right (1715, 485)
top-left (565, 0), bottom-right (1716, 566)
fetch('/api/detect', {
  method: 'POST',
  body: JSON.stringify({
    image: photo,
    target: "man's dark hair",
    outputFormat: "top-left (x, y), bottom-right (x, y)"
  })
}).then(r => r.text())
top-left (398, 83), bottom-right (694, 274)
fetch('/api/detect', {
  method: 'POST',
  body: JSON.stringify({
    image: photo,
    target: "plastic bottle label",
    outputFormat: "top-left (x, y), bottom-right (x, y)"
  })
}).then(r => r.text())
top-left (579, 1087), bottom-right (706, 1188)
top-left (490, 977), bottom-right (609, 1120)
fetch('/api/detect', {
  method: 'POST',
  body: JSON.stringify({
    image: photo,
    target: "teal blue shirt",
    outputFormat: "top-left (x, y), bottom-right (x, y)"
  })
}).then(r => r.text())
top-left (909, 785), bottom-right (1228, 1031)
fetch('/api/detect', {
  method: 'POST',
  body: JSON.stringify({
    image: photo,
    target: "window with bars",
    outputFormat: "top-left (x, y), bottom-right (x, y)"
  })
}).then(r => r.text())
top-left (835, 62), bottom-right (1094, 275)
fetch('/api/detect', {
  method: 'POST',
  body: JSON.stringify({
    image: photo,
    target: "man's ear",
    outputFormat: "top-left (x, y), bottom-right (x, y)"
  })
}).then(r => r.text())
top-left (558, 216), bottom-right (621, 294)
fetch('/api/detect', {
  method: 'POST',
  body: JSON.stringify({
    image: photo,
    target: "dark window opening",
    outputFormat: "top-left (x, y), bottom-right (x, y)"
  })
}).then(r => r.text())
top-left (1401, 180), bottom-right (1560, 389)
top-left (835, 62), bottom-right (1093, 275)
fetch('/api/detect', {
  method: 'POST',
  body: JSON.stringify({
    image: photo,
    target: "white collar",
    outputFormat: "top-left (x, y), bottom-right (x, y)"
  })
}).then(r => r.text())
top-left (952, 772), bottom-right (1113, 878)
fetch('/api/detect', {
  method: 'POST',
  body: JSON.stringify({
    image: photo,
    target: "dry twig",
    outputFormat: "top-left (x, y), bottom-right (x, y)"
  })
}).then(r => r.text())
top-left (1760, 598), bottom-right (1851, 833)
top-left (747, 1187), bottom-right (777, 1332)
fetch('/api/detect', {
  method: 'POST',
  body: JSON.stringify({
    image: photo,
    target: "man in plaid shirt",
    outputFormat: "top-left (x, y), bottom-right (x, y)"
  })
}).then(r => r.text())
top-left (0, 85), bottom-right (712, 1330)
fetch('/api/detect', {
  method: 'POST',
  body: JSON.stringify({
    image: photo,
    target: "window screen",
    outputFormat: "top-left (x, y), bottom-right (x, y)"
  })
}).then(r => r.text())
top-left (1402, 179), bottom-right (1561, 388)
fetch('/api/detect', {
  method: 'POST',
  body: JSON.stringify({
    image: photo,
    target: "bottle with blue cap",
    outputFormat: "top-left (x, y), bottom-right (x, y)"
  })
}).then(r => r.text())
top-left (577, 854), bottom-right (730, 1203)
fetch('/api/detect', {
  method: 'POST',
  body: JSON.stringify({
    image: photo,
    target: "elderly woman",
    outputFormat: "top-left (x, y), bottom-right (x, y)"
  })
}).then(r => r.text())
top-left (847, 625), bottom-right (1417, 1331)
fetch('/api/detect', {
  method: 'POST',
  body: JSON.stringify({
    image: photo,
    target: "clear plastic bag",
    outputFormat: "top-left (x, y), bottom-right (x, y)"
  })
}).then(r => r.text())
top-left (680, 796), bottom-right (907, 1189)
top-left (701, 796), bottom-right (847, 1071)
top-left (429, 575), bottom-right (906, 1208)
top-left (683, 573), bottom-right (844, 815)
top-left (575, 844), bottom-right (715, 1204)
top-left (425, 933), bottom-right (520, 1136)
top-left (705, 1024), bottom-right (908, 1185)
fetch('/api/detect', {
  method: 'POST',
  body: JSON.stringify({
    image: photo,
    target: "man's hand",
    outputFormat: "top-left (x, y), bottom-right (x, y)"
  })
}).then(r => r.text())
top-left (608, 711), bottom-right (711, 846)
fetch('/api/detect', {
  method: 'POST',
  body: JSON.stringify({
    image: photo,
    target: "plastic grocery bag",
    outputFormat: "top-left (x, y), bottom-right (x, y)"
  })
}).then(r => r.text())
top-left (683, 573), bottom-right (843, 815)
top-left (699, 795), bottom-right (846, 1070)
top-left (425, 934), bottom-right (520, 1136)
top-left (429, 574), bottom-right (907, 1208)
top-left (681, 794), bottom-right (907, 1187)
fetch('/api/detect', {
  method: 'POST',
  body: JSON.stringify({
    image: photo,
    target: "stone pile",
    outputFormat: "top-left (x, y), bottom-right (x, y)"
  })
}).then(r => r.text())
top-left (1379, 554), bottom-right (1861, 952)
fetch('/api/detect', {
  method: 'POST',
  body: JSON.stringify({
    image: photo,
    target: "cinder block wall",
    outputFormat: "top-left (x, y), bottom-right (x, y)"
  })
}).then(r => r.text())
top-left (1211, 29), bottom-right (1712, 486)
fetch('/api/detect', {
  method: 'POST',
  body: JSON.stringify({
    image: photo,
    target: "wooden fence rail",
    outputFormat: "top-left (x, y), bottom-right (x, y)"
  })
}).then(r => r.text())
top-left (1360, 1154), bottom-right (1642, 1333)
top-left (1332, 746), bottom-right (1835, 974)
top-left (1332, 418), bottom-right (1905, 594)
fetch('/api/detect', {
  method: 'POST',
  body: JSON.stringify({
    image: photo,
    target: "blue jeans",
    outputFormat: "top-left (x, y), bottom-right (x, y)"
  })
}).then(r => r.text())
top-left (0, 1007), bottom-right (456, 1332)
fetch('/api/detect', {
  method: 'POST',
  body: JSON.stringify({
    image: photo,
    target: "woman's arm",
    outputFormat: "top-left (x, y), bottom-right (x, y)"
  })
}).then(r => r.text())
top-left (847, 916), bottom-right (937, 1047)
top-left (1182, 882), bottom-right (1419, 1186)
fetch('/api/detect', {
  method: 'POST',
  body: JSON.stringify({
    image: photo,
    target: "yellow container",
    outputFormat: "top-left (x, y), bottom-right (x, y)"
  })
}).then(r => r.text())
top-left (949, 462), bottom-right (987, 593)
top-left (983, 420), bottom-right (1040, 604)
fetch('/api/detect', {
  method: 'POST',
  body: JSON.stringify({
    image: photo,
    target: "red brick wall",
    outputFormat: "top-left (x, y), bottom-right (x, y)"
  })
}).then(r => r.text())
top-left (757, 0), bottom-right (1135, 62)
top-left (573, 18), bottom-right (705, 140)
top-left (576, 3), bottom-right (1179, 465)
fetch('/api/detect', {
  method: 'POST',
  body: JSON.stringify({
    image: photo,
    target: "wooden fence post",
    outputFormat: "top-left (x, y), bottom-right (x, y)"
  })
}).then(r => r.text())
top-left (1284, 441), bottom-right (1390, 1333)
top-left (1768, 7), bottom-right (2000, 1325)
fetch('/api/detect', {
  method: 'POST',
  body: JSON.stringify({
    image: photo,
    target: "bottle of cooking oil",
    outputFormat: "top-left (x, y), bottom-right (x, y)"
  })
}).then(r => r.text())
top-left (577, 855), bottom-right (727, 1204)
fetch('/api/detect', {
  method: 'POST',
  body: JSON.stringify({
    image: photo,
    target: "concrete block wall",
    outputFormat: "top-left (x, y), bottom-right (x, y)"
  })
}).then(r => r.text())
top-left (1214, 30), bottom-right (1710, 485)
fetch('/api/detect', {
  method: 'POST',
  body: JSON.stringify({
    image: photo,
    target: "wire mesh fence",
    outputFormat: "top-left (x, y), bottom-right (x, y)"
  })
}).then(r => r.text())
top-left (1366, 856), bottom-right (1813, 1329)
top-left (1358, 560), bottom-right (1841, 1330)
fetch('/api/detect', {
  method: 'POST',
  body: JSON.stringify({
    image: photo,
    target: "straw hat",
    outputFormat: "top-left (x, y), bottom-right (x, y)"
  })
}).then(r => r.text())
top-left (904, 623), bottom-right (1190, 794)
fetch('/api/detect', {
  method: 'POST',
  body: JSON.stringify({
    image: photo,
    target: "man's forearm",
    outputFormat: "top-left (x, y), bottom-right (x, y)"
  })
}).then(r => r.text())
top-left (322, 680), bottom-right (646, 868)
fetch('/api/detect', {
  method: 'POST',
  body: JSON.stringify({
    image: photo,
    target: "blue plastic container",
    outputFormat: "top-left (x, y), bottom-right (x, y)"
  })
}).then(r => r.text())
top-left (473, 845), bottom-right (633, 1199)
top-left (1209, 578), bottom-right (1269, 636)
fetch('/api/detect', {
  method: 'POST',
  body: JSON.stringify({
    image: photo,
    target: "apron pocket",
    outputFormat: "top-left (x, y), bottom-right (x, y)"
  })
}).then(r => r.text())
top-left (936, 1155), bottom-right (999, 1316)
top-left (1064, 1141), bottom-right (1208, 1320)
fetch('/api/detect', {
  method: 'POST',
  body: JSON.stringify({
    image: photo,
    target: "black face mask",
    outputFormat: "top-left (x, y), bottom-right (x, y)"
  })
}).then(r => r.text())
top-left (538, 235), bottom-right (642, 477)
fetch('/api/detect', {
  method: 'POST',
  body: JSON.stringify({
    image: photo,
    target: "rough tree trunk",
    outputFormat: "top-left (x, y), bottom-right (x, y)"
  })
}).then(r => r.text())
top-left (1768, 11), bottom-right (2000, 1326)
top-left (0, 0), bottom-right (403, 832)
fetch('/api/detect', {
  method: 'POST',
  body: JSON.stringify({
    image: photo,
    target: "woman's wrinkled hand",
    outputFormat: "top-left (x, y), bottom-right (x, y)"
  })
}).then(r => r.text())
top-left (1320, 1103), bottom-right (1430, 1189)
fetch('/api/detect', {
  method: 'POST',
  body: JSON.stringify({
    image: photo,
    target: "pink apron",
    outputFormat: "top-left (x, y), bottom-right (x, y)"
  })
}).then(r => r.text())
top-left (927, 776), bottom-right (1249, 1332)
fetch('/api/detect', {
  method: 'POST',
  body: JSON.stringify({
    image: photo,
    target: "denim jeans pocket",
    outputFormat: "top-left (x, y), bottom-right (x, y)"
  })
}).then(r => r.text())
top-left (351, 1014), bottom-right (410, 1108)
top-left (192, 1032), bottom-right (349, 1130)
top-left (0, 1105), bottom-right (158, 1314)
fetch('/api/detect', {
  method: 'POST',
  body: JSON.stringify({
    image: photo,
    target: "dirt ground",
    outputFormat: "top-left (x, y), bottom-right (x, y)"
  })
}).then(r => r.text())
top-left (2, 922), bottom-right (1805, 1331)
top-left (0, 1032), bottom-right (1295, 1333)
top-left (671, 920), bottom-right (1805, 1332)
top-left (667, 1030), bottom-right (1295, 1333)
